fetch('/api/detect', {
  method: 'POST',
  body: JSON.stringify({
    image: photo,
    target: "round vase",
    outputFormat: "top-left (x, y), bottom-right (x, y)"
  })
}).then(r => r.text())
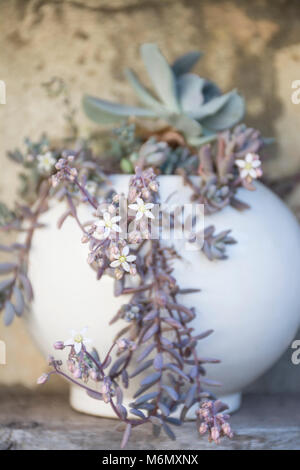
top-left (25, 175), bottom-right (300, 416)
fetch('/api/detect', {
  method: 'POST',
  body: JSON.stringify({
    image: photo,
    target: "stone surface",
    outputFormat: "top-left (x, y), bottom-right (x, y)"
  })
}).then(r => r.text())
top-left (0, 388), bottom-right (299, 450)
top-left (0, 0), bottom-right (300, 392)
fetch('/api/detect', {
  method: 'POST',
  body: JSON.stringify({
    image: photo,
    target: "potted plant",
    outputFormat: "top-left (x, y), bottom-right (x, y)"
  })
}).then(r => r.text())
top-left (1, 44), bottom-right (300, 448)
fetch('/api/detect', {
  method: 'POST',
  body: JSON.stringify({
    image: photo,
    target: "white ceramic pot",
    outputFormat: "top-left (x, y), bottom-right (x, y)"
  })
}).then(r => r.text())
top-left (25, 175), bottom-right (300, 416)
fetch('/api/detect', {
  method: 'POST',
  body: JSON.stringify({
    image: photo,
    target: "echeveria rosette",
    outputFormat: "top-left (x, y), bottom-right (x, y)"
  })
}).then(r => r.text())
top-left (83, 44), bottom-right (245, 145)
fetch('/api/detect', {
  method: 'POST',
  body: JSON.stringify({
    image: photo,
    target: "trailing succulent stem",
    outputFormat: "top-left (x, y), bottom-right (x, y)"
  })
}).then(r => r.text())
top-left (40, 163), bottom-right (233, 447)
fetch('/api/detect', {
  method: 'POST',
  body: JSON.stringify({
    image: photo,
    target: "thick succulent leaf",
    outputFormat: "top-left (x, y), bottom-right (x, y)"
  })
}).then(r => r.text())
top-left (4, 301), bottom-right (15, 326)
top-left (124, 68), bottom-right (166, 112)
top-left (167, 113), bottom-right (202, 138)
top-left (13, 286), bottom-right (24, 317)
top-left (140, 43), bottom-right (180, 112)
top-left (83, 95), bottom-right (156, 124)
top-left (202, 80), bottom-right (221, 102)
top-left (172, 51), bottom-right (202, 76)
top-left (201, 92), bottom-right (245, 131)
top-left (177, 74), bottom-right (206, 112)
top-left (188, 90), bottom-right (235, 120)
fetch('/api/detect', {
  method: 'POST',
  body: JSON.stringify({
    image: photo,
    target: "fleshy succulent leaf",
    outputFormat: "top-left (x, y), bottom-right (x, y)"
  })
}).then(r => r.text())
top-left (177, 73), bottom-right (206, 112)
top-left (167, 113), bottom-right (202, 137)
top-left (172, 51), bottom-right (202, 76)
top-left (124, 68), bottom-right (166, 113)
top-left (82, 95), bottom-right (156, 124)
top-left (140, 43), bottom-right (180, 112)
top-left (201, 92), bottom-right (245, 131)
top-left (188, 91), bottom-right (235, 120)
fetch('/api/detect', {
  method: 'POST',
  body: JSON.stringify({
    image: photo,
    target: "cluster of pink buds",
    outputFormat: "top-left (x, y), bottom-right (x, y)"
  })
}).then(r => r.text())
top-left (116, 338), bottom-right (137, 352)
top-left (128, 167), bottom-right (158, 204)
top-left (197, 400), bottom-right (233, 443)
top-left (101, 378), bottom-right (113, 403)
top-left (51, 154), bottom-right (77, 187)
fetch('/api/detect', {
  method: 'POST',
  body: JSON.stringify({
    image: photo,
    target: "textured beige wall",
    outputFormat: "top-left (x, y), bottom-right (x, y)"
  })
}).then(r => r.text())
top-left (1, 0), bottom-right (300, 391)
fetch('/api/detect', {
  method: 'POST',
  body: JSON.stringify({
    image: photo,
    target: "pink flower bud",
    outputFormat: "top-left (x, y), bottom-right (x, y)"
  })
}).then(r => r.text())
top-left (37, 373), bottom-right (49, 385)
top-left (67, 360), bottom-right (75, 373)
top-left (90, 370), bottom-right (98, 381)
top-left (199, 423), bottom-right (208, 435)
top-left (53, 341), bottom-right (65, 350)
top-left (73, 367), bottom-right (82, 379)
top-left (222, 422), bottom-right (233, 437)
top-left (210, 426), bottom-right (220, 442)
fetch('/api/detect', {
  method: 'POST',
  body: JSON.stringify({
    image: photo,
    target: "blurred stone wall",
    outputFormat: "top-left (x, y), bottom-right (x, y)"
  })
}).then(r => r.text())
top-left (0, 0), bottom-right (300, 393)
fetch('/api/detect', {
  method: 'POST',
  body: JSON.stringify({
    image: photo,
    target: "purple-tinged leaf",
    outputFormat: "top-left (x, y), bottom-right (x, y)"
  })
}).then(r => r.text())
top-left (177, 288), bottom-right (201, 294)
top-left (194, 329), bottom-right (214, 340)
top-left (121, 369), bottom-right (129, 389)
top-left (116, 404), bottom-right (127, 420)
top-left (137, 343), bottom-right (155, 363)
top-left (142, 323), bottom-right (159, 343)
top-left (200, 377), bottom-right (222, 387)
top-left (131, 391), bottom-right (158, 407)
top-left (140, 371), bottom-right (161, 387)
top-left (185, 384), bottom-right (197, 408)
top-left (0, 278), bottom-right (14, 292)
top-left (4, 301), bottom-right (15, 326)
top-left (114, 279), bottom-right (124, 297)
top-left (19, 273), bottom-right (34, 302)
top-left (149, 415), bottom-right (162, 426)
top-left (198, 357), bottom-right (220, 364)
top-left (166, 364), bottom-right (190, 381)
top-left (130, 408), bottom-right (146, 419)
top-left (115, 386), bottom-right (123, 405)
top-left (133, 382), bottom-right (158, 399)
top-left (0, 263), bottom-right (17, 274)
top-left (165, 417), bottom-right (182, 426)
top-left (162, 385), bottom-right (178, 401)
top-left (121, 423), bottom-right (132, 449)
top-left (163, 317), bottom-right (183, 329)
top-left (102, 355), bottom-right (112, 369)
top-left (143, 309), bottom-right (158, 321)
top-left (129, 359), bottom-right (153, 378)
top-left (162, 422), bottom-right (176, 440)
top-left (13, 286), bottom-right (24, 317)
top-left (153, 353), bottom-right (163, 370)
top-left (86, 389), bottom-right (103, 400)
top-left (109, 354), bottom-right (128, 376)
top-left (158, 402), bottom-right (170, 416)
top-left (160, 336), bottom-right (173, 347)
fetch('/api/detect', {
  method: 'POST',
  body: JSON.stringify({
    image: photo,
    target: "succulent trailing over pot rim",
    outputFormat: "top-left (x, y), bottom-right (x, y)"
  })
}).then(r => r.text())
top-left (83, 43), bottom-right (245, 143)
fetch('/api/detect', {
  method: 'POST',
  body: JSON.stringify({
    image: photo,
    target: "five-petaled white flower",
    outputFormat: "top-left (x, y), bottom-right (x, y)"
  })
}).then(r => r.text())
top-left (64, 327), bottom-right (92, 354)
top-left (96, 212), bottom-right (122, 238)
top-left (37, 151), bottom-right (56, 173)
top-left (129, 197), bottom-right (155, 221)
top-left (235, 153), bottom-right (262, 181)
top-left (110, 245), bottom-right (136, 272)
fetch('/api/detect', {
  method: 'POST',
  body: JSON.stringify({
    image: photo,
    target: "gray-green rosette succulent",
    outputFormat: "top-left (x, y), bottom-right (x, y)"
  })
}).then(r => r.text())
top-left (83, 44), bottom-right (245, 145)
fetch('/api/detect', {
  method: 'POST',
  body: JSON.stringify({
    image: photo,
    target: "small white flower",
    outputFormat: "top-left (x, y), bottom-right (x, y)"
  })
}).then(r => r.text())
top-left (129, 197), bottom-right (155, 221)
top-left (110, 245), bottom-right (136, 272)
top-left (95, 212), bottom-right (122, 238)
top-left (64, 327), bottom-right (92, 354)
top-left (235, 153), bottom-right (262, 181)
top-left (37, 151), bottom-right (56, 173)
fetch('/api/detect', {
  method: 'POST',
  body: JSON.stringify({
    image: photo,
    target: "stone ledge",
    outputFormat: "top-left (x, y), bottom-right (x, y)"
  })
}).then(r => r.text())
top-left (0, 388), bottom-right (299, 450)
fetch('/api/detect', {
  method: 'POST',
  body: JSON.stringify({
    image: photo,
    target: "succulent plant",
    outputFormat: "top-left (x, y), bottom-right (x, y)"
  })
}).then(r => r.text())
top-left (83, 44), bottom-right (245, 145)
